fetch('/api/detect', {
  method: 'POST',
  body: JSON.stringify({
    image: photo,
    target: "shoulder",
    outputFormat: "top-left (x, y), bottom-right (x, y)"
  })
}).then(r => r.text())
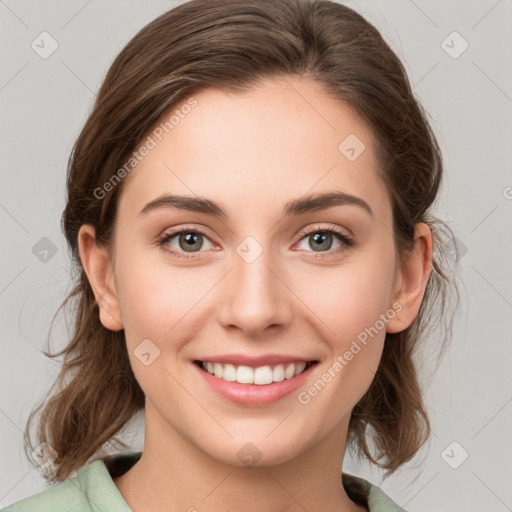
top-left (1, 452), bottom-right (141, 512)
top-left (1, 473), bottom-right (93, 512)
top-left (343, 473), bottom-right (408, 512)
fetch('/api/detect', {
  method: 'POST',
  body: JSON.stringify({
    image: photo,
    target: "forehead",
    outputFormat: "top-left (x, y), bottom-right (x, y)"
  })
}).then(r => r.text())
top-left (118, 76), bottom-right (388, 221)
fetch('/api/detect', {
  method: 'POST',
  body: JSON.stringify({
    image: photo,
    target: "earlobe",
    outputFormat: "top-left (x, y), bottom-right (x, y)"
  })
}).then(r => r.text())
top-left (386, 223), bottom-right (433, 334)
top-left (77, 224), bottom-right (124, 331)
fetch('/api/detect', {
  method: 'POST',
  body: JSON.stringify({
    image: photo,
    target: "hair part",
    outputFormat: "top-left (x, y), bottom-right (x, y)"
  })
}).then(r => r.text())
top-left (24, 0), bottom-right (458, 483)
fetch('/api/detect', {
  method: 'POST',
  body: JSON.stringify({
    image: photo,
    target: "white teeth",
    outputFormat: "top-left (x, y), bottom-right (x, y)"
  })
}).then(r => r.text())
top-left (254, 366), bottom-right (273, 385)
top-left (213, 362), bottom-right (223, 379)
top-left (284, 363), bottom-right (295, 380)
top-left (200, 360), bottom-right (311, 385)
top-left (294, 362), bottom-right (307, 376)
top-left (236, 365), bottom-right (254, 384)
top-left (222, 363), bottom-right (237, 381)
top-left (272, 364), bottom-right (285, 382)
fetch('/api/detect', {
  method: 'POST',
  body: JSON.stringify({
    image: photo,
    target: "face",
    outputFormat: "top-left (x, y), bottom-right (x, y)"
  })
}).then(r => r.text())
top-left (87, 76), bottom-right (409, 467)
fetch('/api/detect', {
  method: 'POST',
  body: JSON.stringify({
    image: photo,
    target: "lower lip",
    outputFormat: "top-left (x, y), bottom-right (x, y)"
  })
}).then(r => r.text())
top-left (193, 362), bottom-right (317, 407)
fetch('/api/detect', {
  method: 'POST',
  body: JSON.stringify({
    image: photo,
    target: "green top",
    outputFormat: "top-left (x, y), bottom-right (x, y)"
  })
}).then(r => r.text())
top-left (2, 451), bottom-right (407, 511)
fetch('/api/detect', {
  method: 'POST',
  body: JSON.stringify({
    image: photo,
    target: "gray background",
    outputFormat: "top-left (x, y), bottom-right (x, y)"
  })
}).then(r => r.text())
top-left (1, 0), bottom-right (511, 510)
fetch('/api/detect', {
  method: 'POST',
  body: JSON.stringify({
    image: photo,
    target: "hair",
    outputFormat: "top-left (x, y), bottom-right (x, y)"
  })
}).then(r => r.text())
top-left (24, 0), bottom-right (458, 483)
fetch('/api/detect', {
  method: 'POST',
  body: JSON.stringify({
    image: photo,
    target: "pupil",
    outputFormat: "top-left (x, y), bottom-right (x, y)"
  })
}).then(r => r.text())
top-left (311, 232), bottom-right (331, 251)
top-left (180, 232), bottom-right (202, 252)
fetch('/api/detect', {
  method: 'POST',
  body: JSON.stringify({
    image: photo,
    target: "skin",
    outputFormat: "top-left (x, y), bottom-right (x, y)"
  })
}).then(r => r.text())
top-left (78, 75), bottom-right (432, 512)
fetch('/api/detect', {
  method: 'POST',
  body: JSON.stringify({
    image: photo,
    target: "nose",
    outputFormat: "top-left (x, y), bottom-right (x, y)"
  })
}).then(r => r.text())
top-left (216, 246), bottom-right (293, 337)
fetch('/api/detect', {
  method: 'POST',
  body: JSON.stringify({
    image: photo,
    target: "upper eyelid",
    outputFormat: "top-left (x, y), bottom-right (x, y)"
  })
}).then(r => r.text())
top-left (161, 224), bottom-right (215, 242)
top-left (295, 223), bottom-right (352, 240)
top-left (160, 224), bottom-right (351, 250)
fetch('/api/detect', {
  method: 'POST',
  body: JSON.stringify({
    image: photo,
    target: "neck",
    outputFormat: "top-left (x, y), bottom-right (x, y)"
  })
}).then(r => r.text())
top-left (114, 403), bottom-right (365, 512)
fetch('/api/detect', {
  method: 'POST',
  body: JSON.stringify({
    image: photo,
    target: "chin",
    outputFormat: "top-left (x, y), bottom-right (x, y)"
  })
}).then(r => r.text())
top-left (195, 427), bottom-right (314, 469)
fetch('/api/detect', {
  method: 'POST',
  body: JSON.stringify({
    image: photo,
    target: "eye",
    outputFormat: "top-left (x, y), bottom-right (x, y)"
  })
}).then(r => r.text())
top-left (295, 225), bottom-right (354, 258)
top-left (157, 225), bottom-right (214, 260)
top-left (157, 224), bottom-right (354, 261)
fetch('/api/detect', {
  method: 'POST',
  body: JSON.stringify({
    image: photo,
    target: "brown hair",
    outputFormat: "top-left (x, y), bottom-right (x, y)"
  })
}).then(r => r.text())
top-left (24, 0), bottom-right (458, 483)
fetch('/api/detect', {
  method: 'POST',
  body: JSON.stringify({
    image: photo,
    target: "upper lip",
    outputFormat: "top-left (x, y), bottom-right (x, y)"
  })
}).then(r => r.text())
top-left (195, 354), bottom-right (318, 368)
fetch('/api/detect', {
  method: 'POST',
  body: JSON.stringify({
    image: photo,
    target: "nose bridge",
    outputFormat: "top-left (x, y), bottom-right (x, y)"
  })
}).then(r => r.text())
top-left (217, 237), bottom-right (292, 335)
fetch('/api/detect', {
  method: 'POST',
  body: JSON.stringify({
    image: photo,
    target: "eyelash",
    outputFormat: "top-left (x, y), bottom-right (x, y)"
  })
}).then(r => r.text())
top-left (156, 223), bottom-right (354, 261)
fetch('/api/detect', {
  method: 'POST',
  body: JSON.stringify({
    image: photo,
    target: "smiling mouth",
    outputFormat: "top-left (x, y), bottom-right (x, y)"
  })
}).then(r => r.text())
top-left (194, 360), bottom-right (318, 385)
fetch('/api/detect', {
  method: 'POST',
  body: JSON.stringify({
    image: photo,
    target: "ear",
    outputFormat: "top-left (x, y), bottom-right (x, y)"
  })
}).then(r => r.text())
top-left (77, 224), bottom-right (123, 331)
top-left (386, 223), bottom-right (433, 334)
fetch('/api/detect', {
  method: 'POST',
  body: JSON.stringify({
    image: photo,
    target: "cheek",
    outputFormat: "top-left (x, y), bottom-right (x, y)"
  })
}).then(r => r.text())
top-left (291, 247), bottom-right (396, 402)
top-left (115, 234), bottom-right (396, 350)
top-left (114, 258), bottom-right (214, 404)
top-left (296, 252), bottom-right (396, 347)
top-left (114, 250), bottom-right (217, 349)
top-left (292, 270), bottom-right (392, 425)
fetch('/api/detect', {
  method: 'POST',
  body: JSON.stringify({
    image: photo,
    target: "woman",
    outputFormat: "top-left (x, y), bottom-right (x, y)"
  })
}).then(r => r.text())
top-left (3, 0), bottom-right (456, 510)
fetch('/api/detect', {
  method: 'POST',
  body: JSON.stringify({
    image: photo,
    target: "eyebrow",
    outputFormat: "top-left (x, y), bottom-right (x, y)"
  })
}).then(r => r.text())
top-left (139, 191), bottom-right (373, 219)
